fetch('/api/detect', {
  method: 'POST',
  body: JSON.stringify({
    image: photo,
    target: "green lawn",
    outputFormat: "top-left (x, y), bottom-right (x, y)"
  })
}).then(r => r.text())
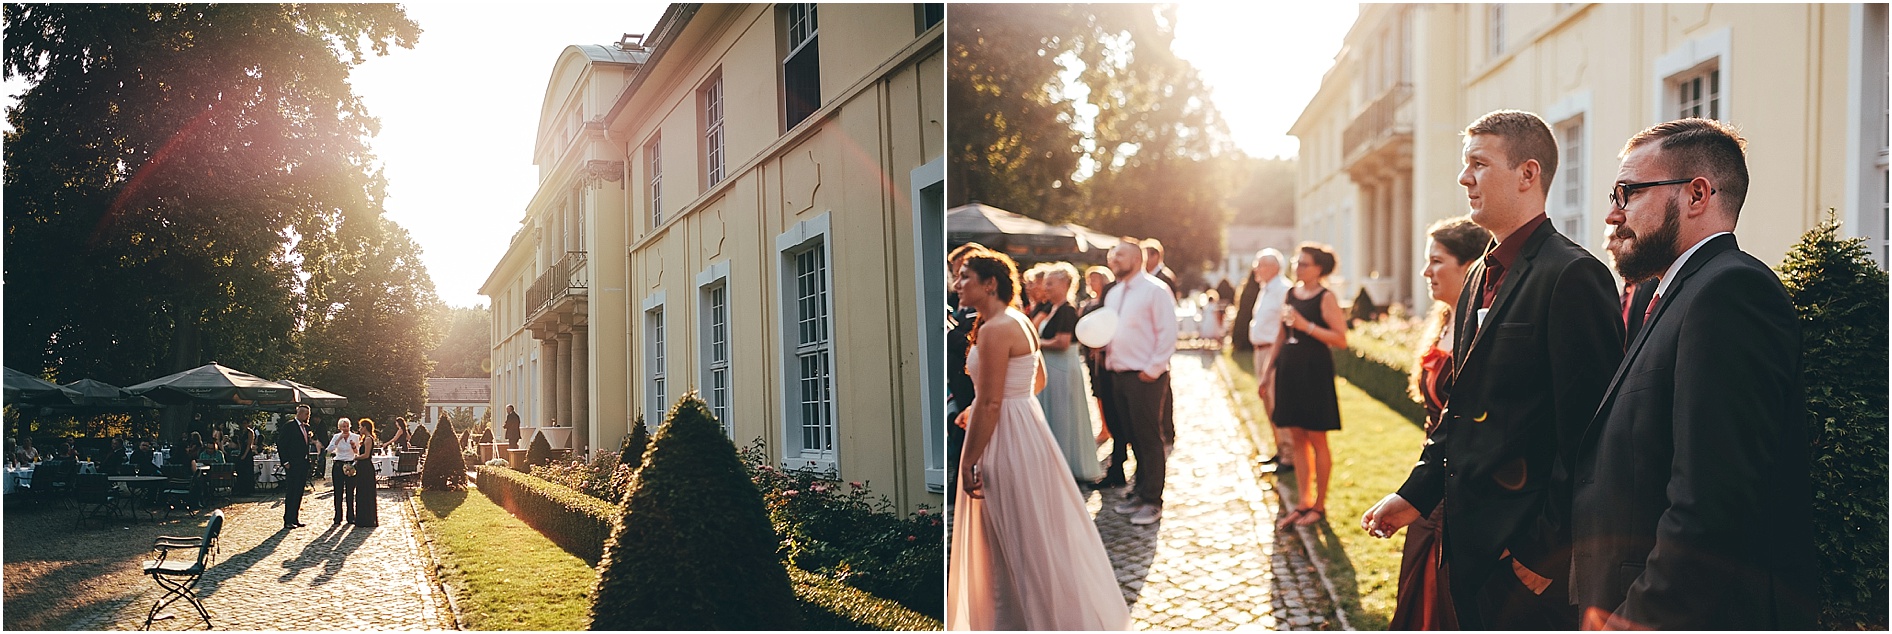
top-left (414, 489), bottom-right (598, 631)
top-left (1219, 347), bottom-right (1427, 631)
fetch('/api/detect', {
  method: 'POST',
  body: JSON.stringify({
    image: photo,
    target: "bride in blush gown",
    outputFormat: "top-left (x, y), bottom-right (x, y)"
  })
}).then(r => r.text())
top-left (947, 252), bottom-right (1129, 631)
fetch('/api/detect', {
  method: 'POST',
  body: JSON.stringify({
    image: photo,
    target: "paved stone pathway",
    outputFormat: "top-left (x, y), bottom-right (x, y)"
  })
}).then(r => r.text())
top-left (76, 479), bottom-right (452, 631)
top-left (1086, 349), bottom-right (1339, 630)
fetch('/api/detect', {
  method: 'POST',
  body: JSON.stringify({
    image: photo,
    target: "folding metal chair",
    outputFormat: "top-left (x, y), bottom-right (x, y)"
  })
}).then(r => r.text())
top-left (73, 472), bottom-right (122, 527)
top-left (142, 510), bottom-right (222, 630)
top-left (157, 465), bottom-right (198, 520)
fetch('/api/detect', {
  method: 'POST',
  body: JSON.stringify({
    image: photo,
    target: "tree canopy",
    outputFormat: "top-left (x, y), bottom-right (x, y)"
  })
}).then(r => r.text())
top-left (948, 3), bottom-right (1249, 286)
top-left (429, 304), bottom-right (491, 378)
top-left (3, 4), bottom-right (429, 438)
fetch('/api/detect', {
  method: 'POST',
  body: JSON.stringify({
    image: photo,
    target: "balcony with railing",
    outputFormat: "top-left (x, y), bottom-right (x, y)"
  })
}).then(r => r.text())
top-left (525, 251), bottom-right (589, 330)
top-left (1342, 83), bottom-right (1414, 170)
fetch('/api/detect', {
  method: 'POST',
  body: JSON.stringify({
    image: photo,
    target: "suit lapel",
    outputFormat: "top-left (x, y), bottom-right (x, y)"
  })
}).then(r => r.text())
top-left (1462, 221), bottom-right (1551, 364)
top-left (1586, 234), bottom-right (1741, 428)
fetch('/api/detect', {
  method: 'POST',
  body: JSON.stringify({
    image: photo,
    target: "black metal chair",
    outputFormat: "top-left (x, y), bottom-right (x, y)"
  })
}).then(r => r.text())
top-left (157, 465), bottom-right (198, 520)
top-left (141, 510), bottom-right (222, 630)
top-left (26, 461), bottom-right (74, 508)
top-left (73, 472), bottom-right (122, 527)
top-left (202, 464), bottom-right (237, 503)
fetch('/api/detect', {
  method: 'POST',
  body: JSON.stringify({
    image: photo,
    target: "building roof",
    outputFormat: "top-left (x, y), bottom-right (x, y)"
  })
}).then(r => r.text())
top-left (426, 378), bottom-right (491, 405)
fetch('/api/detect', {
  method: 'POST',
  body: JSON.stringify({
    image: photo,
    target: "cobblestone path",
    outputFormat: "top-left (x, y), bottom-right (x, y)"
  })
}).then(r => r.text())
top-left (1087, 349), bottom-right (1339, 630)
top-left (76, 479), bottom-right (452, 631)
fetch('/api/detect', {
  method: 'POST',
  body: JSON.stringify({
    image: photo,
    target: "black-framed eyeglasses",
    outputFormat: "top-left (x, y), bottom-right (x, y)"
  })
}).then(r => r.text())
top-left (1609, 178), bottom-right (1708, 210)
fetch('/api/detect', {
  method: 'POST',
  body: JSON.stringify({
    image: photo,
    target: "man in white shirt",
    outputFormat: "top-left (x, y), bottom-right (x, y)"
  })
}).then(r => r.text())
top-left (1246, 248), bottom-right (1294, 466)
top-left (1141, 239), bottom-right (1180, 449)
top-left (328, 418), bottom-right (359, 525)
top-left (1104, 240), bottom-right (1178, 526)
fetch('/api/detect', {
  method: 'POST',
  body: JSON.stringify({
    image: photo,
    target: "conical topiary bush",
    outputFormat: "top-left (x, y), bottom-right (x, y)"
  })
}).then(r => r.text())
top-left (523, 429), bottom-right (553, 471)
top-left (589, 393), bottom-right (802, 630)
top-left (410, 424), bottom-right (431, 455)
top-left (619, 415), bottom-right (650, 472)
top-left (420, 422), bottom-right (467, 491)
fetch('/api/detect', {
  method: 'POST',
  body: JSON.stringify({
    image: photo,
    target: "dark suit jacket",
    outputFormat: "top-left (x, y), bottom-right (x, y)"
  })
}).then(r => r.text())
top-left (276, 418), bottom-right (312, 475)
top-left (1396, 219), bottom-right (1624, 605)
top-left (1624, 278), bottom-right (1658, 345)
top-left (1570, 234), bottom-right (1816, 629)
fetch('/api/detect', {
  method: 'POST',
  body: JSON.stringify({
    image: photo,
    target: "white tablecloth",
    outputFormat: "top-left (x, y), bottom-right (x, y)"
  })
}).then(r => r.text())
top-left (527, 426), bottom-right (573, 449)
top-left (373, 454), bottom-right (396, 477)
top-left (3, 468), bottom-right (29, 494)
top-left (253, 457), bottom-right (281, 484)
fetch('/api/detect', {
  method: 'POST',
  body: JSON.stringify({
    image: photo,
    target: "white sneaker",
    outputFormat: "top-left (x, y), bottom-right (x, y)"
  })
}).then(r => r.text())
top-left (1113, 496), bottom-right (1145, 515)
top-left (1129, 504), bottom-right (1163, 526)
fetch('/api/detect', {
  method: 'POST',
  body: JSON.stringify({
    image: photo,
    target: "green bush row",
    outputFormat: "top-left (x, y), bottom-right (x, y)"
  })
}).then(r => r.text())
top-left (787, 567), bottom-right (942, 631)
top-left (474, 465), bottom-right (616, 564)
top-left (1332, 346), bottom-right (1426, 428)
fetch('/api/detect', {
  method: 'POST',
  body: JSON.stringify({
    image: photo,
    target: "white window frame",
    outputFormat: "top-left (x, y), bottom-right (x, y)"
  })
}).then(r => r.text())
top-left (642, 291), bottom-right (667, 425)
top-left (1845, 2), bottom-right (1890, 267)
top-left (645, 135), bottom-right (663, 227)
top-left (1545, 90), bottom-right (1593, 251)
top-left (782, 3), bottom-right (821, 130)
top-left (696, 260), bottom-right (734, 437)
top-left (1652, 27), bottom-right (1731, 124)
top-left (700, 73), bottom-right (726, 189)
top-left (774, 213), bottom-right (837, 474)
top-left (909, 157), bottom-right (946, 492)
top-left (1488, 4), bottom-right (1506, 58)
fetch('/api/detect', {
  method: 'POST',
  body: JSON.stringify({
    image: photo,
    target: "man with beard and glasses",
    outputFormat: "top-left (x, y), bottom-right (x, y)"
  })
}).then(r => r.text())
top-left (1361, 110), bottom-right (1622, 629)
top-left (1604, 225), bottom-right (1659, 344)
top-left (1570, 118), bottom-right (1816, 630)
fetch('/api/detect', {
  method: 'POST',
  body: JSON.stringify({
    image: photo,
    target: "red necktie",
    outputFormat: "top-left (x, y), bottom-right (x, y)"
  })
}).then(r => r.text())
top-left (1643, 293), bottom-right (1661, 322)
top-left (1620, 288), bottom-right (1633, 326)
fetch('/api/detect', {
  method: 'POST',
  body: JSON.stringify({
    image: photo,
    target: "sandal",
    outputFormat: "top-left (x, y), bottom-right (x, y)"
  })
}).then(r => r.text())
top-left (1294, 508), bottom-right (1327, 527)
top-left (1275, 507), bottom-right (1310, 530)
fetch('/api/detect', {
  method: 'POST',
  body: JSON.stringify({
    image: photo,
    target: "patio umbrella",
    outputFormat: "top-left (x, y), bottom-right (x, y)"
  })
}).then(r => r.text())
top-left (278, 380), bottom-right (348, 412)
top-left (57, 378), bottom-right (162, 410)
top-left (947, 203), bottom-right (1080, 253)
top-left (125, 362), bottom-right (298, 406)
top-left (4, 367), bottom-right (79, 405)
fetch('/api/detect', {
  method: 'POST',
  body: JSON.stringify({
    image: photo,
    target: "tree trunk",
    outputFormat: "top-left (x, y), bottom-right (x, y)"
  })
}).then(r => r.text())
top-left (161, 304), bottom-right (203, 443)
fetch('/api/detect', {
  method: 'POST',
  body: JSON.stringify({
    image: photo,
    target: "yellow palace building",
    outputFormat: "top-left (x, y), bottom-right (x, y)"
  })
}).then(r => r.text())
top-left (482, 3), bottom-right (946, 510)
top-left (1291, 3), bottom-right (1888, 309)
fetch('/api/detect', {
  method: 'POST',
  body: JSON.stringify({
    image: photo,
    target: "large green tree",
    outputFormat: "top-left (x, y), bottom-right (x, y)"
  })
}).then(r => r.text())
top-left (3, 4), bottom-right (420, 439)
top-left (429, 304), bottom-right (490, 378)
top-left (294, 212), bottom-right (441, 422)
top-left (949, 4), bottom-right (1247, 286)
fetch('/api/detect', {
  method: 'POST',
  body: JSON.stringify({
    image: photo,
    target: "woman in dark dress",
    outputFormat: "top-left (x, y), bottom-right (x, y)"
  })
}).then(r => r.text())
top-left (1268, 243), bottom-right (1348, 529)
top-left (1389, 217), bottom-right (1485, 629)
top-left (352, 418), bottom-right (380, 527)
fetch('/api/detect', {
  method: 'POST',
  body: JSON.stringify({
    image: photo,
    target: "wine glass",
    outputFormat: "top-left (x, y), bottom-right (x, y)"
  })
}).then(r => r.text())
top-left (1283, 309), bottom-right (1300, 344)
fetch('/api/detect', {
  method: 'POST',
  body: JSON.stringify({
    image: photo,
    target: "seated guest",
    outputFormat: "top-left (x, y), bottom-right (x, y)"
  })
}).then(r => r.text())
top-left (198, 442), bottom-right (227, 465)
top-left (54, 439), bottom-right (78, 461)
top-left (103, 437), bottom-right (129, 471)
top-left (132, 440), bottom-right (160, 476)
top-left (14, 436), bottom-right (39, 465)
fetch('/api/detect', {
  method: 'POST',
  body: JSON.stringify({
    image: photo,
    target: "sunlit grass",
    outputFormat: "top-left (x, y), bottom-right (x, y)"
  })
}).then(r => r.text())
top-left (414, 489), bottom-right (597, 631)
top-left (1220, 347), bottom-right (1424, 631)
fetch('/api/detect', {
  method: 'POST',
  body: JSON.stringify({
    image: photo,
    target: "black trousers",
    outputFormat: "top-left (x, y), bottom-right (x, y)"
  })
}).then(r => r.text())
top-left (332, 460), bottom-right (356, 522)
top-left (1110, 370), bottom-right (1170, 506)
top-left (1454, 560), bottom-right (1578, 630)
top-left (1093, 370), bottom-right (1131, 483)
top-left (282, 461), bottom-right (307, 525)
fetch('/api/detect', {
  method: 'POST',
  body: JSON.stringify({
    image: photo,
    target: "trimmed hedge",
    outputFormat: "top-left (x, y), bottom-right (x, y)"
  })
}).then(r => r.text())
top-left (1781, 215), bottom-right (1888, 629)
top-left (410, 424), bottom-right (431, 454)
top-left (420, 419), bottom-right (468, 491)
top-left (474, 465), bottom-right (617, 564)
top-left (1332, 347), bottom-right (1426, 427)
top-left (788, 567), bottom-right (941, 631)
top-left (589, 394), bottom-right (802, 630)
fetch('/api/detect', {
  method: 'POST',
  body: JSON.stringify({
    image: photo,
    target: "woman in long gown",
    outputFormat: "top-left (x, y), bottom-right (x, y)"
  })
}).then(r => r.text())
top-left (1387, 217), bottom-right (1483, 629)
top-left (353, 418), bottom-right (380, 527)
top-left (947, 252), bottom-right (1128, 631)
top-left (1033, 263), bottom-right (1104, 484)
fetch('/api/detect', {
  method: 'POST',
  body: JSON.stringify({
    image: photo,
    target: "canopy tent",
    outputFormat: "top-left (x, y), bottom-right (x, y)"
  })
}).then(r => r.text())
top-left (57, 378), bottom-right (162, 410)
top-left (4, 367), bottom-right (80, 406)
top-left (126, 362), bottom-right (298, 406)
top-left (1062, 223), bottom-right (1123, 256)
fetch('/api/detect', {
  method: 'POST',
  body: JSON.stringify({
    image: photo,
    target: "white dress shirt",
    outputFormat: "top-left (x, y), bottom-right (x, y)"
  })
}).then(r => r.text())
top-left (327, 432), bottom-right (359, 462)
top-left (1249, 276), bottom-right (1291, 346)
top-left (1104, 272), bottom-right (1179, 376)
top-left (1653, 231), bottom-right (1733, 299)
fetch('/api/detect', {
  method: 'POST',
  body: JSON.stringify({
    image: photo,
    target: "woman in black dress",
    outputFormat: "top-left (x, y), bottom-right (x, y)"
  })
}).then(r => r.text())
top-left (352, 418), bottom-right (380, 527)
top-left (1269, 243), bottom-right (1348, 529)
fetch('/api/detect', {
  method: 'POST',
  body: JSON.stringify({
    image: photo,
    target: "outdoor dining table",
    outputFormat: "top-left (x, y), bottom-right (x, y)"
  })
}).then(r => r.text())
top-left (3, 467), bottom-right (31, 494)
top-left (253, 455), bottom-right (281, 485)
top-left (372, 453), bottom-right (397, 478)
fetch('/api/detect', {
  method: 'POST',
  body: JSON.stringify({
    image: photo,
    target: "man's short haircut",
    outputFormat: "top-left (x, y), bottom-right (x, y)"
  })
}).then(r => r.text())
top-left (1254, 247), bottom-right (1286, 273)
top-left (295, 403), bottom-right (311, 411)
top-left (1622, 117), bottom-right (1751, 218)
top-left (1464, 109), bottom-right (1559, 195)
top-left (1116, 238), bottom-right (1146, 268)
top-left (1140, 237), bottom-right (1165, 258)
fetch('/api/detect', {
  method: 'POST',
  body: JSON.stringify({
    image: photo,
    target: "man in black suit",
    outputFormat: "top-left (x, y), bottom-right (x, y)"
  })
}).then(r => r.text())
top-left (1362, 110), bottom-right (1623, 629)
top-left (277, 404), bottom-right (314, 528)
top-left (502, 404), bottom-right (522, 449)
top-left (1571, 118), bottom-right (1816, 629)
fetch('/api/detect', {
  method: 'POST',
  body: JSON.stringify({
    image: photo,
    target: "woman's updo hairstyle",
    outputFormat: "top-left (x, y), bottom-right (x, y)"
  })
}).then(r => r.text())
top-left (961, 252), bottom-right (1022, 306)
top-left (1427, 216), bottom-right (1488, 265)
top-left (1298, 242), bottom-right (1339, 277)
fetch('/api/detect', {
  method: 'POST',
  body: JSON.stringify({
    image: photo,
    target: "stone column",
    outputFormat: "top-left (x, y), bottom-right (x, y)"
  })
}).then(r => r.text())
top-left (556, 332), bottom-right (574, 441)
top-left (540, 338), bottom-right (559, 430)
top-left (1393, 171), bottom-right (1414, 306)
top-left (571, 327), bottom-right (590, 456)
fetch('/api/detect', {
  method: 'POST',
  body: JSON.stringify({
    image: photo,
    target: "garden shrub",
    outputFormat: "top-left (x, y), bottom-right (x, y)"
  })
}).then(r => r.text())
top-left (410, 425), bottom-right (431, 455)
top-left (787, 567), bottom-right (941, 631)
top-left (522, 430), bottom-right (553, 471)
top-left (619, 415), bottom-right (649, 471)
top-left (484, 458), bottom-right (509, 467)
top-left (420, 419), bottom-right (467, 492)
top-left (1333, 315), bottom-right (1426, 427)
top-left (1228, 274), bottom-right (1260, 353)
top-left (474, 465), bottom-right (617, 564)
top-left (589, 393), bottom-right (802, 630)
top-left (741, 440), bottom-right (944, 618)
top-left (1779, 215), bottom-right (1888, 629)
top-left (532, 451), bottom-right (630, 505)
